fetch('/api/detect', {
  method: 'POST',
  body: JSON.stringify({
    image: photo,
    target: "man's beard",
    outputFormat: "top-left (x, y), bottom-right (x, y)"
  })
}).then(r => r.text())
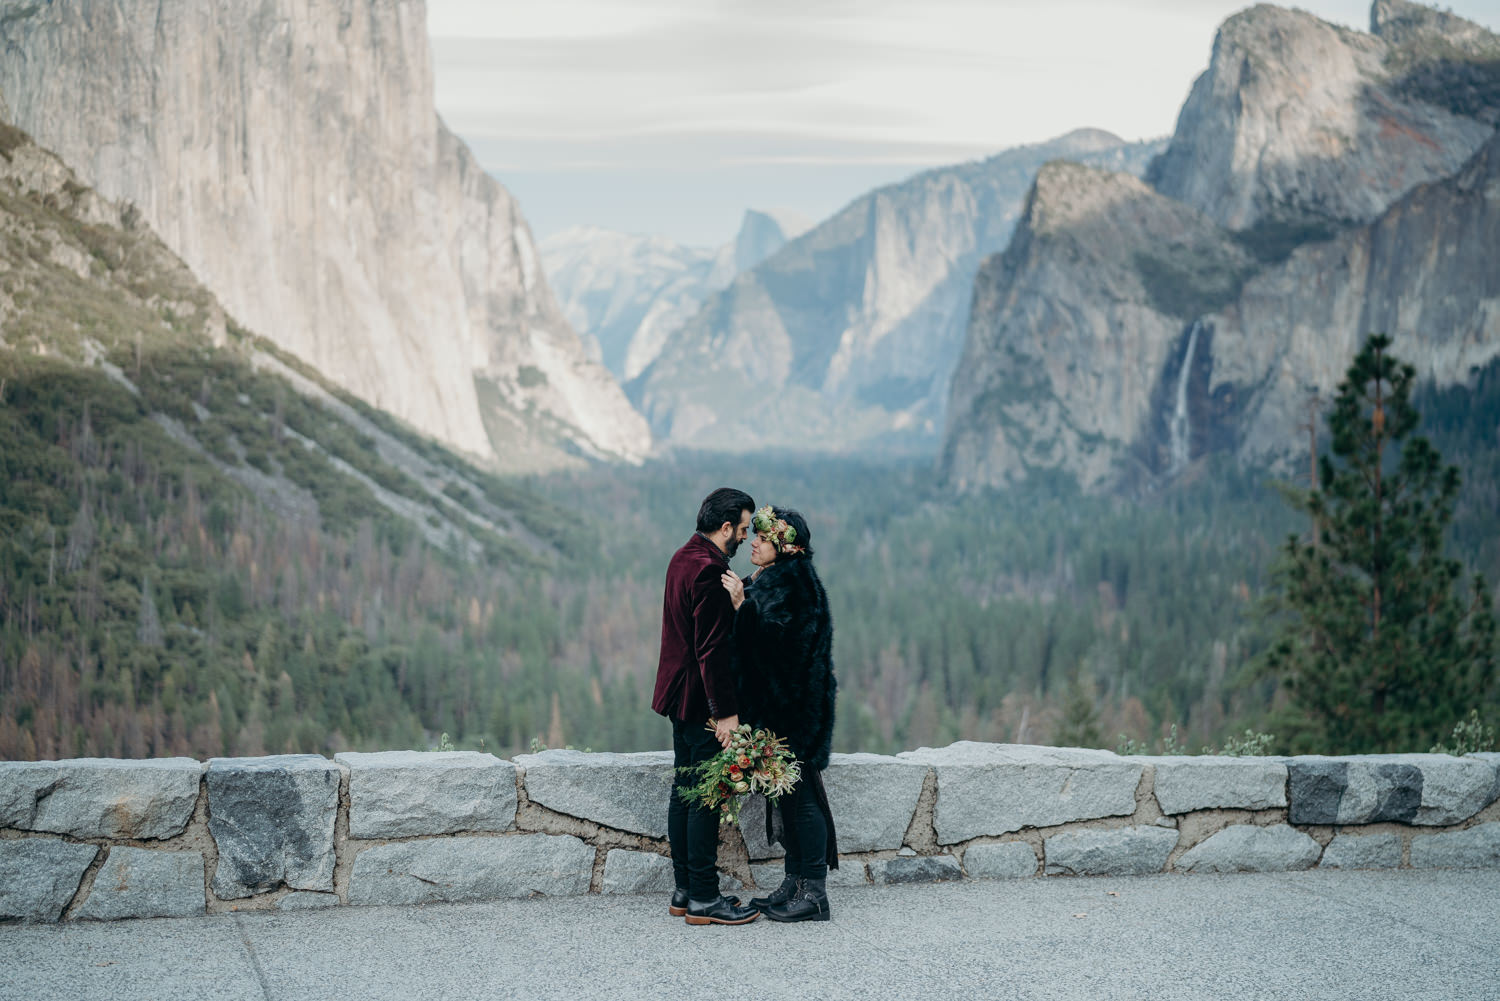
top-left (725, 535), bottom-right (742, 558)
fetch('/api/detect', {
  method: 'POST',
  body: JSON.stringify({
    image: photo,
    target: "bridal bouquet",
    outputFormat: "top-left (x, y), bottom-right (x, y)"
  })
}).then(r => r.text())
top-left (678, 723), bottom-right (800, 824)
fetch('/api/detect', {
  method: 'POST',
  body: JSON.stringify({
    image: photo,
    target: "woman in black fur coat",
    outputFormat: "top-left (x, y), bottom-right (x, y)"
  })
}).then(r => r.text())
top-left (721, 505), bottom-right (838, 923)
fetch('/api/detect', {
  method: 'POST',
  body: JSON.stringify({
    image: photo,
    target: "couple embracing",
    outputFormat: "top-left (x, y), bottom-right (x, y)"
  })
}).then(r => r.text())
top-left (651, 487), bottom-right (838, 926)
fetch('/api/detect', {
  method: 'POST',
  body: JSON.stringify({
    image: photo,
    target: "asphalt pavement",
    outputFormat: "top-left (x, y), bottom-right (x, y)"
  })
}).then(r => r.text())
top-left (2, 867), bottom-right (1497, 1001)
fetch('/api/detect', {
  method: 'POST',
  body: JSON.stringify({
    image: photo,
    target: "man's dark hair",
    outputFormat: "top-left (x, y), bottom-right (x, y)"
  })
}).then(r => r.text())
top-left (696, 487), bottom-right (755, 534)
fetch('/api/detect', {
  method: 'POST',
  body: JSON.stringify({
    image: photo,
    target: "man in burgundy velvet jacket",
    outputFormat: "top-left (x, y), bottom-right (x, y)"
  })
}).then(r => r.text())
top-left (651, 487), bottom-right (759, 925)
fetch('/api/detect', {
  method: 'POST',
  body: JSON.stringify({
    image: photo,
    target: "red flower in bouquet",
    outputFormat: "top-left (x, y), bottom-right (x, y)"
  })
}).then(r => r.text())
top-left (676, 722), bottom-right (801, 825)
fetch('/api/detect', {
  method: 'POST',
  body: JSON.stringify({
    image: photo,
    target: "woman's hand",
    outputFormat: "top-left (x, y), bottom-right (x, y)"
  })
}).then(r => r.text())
top-left (721, 571), bottom-right (745, 610)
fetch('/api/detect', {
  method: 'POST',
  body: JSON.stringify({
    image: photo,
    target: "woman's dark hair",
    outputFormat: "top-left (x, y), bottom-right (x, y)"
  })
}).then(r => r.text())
top-left (696, 487), bottom-right (755, 534)
top-left (773, 506), bottom-right (814, 557)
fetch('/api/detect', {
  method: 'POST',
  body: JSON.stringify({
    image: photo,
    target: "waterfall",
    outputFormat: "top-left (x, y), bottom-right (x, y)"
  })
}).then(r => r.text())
top-left (1168, 321), bottom-right (1201, 474)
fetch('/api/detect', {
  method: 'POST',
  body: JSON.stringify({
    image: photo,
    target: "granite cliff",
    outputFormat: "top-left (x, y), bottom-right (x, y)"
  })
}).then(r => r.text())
top-left (1211, 129), bottom-right (1500, 464)
top-left (631, 130), bottom-right (1164, 453)
top-left (944, 1), bottom-right (1500, 491)
top-left (943, 163), bottom-right (1253, 490)
top-left (0, 0), bottom-right (648, 471)
top-left (541, 209), bottom-right (808, 383)
top-left (0, 115), bottom-right (557, 560)
top-left (1147, 0), bottom-right (1497, 232)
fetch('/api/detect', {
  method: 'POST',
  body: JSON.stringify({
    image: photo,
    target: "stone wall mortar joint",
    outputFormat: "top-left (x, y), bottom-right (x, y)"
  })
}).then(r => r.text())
top-left (56, 842), bottom-right (107, 921)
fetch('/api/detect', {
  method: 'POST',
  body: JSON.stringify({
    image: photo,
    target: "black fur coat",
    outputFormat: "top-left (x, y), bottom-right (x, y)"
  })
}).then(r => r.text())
top-left (731, 555), bottom-right (836, 771)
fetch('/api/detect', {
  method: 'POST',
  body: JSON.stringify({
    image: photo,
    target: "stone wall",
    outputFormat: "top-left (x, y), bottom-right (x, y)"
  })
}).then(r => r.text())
top-left (3, 742), bottom-right (1498, 922)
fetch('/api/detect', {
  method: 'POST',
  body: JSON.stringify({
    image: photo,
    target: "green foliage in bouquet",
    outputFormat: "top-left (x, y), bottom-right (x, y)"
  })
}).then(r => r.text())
top-left (677, 723), bottom-right (800, 824)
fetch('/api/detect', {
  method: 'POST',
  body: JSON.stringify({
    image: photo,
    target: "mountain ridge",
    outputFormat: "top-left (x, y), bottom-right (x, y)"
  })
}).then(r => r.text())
top-left (0, 0), bottom-right (649, 472)
top-left (0, 110), bottom-right (621, 760)
top-left (0, 114), bottom-right (563, 560)
top-left (944, 0), bottom-right (1500, 492)
top-left (1146, 1), bottom-right (1497, 231)
top-left (631, 129), bottom-right (1166, 454)
top-left (541, 208), bottom-right (809, 382)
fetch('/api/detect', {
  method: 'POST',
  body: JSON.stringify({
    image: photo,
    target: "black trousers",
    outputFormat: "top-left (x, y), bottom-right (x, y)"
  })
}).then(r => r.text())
top-left (668, 717), bottom-right (721, 900)
top-left (776, 772), bottom-right (830, 880)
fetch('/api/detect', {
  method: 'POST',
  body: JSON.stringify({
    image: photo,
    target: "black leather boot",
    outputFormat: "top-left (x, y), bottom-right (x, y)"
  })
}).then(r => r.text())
top-left (672, 888), bottom-right (740, 917)
top-left (764, 878), bottom-right (830, 923)
top-left (750, 875), bottom-right (798, 911)
top-left (684, 894), bottom-right (760, 925)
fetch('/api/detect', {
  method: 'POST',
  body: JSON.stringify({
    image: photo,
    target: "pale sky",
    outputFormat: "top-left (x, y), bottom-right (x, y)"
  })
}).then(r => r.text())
top-left (427, 0), bottom-right (1500, 246)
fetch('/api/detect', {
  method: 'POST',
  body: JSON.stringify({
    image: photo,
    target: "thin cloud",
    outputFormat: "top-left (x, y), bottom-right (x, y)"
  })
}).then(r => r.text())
top-left (427, 0), bottom-right (1500, 242)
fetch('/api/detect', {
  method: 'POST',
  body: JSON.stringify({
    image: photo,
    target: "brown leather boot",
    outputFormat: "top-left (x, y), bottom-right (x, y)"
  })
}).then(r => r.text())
top-left (684, 894), bottom-right (761, 926)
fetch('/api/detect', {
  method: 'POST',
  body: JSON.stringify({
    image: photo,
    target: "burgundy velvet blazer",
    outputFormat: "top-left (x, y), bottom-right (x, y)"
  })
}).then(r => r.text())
top-left (651, 533), bottom-right (740, 723)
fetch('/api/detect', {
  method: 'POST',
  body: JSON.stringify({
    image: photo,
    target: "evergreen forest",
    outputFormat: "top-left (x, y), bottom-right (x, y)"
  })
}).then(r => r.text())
top-left (1, 119), bottom-right (1496, 762)
top-left (4, 352), bottom-right (1496, 761)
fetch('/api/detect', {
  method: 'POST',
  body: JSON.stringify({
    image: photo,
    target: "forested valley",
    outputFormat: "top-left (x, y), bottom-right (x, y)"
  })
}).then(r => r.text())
top-left (3, 0), bottom-right (1498, 776)
top-left (4, 351), bottom-right (1496, 762)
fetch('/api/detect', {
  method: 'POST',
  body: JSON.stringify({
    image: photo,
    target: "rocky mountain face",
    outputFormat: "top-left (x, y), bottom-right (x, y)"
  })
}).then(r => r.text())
top-left (541, 209), bottom-right (808, 382)
top-left (0, 0), bottom-right (648, 472)
top-left (0, 116), bottom-right (595, 763)
top-left (1147, 1), bottom-right (1496, 232)
top-left (631, 130), bottom-right (1164, 453)
top-left (0, 118), bottom-right (228, 367)
top-left (944, 1), bottom-right (1500, 492)
top-left (1215, 129), bottom-right (1500, 463)
top-left (731, 209), bottom-right (811, 276)
top-left (0, 116), bottom-right (553, 559)
top-left (944, 163), bottom-right (1253, 490)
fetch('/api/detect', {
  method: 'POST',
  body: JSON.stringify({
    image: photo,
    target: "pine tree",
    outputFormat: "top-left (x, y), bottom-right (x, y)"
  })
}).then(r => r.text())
top-left (1263, 335), bottom-right (1497, 752)
top-left (1054, 672), bottom-right (1102, 748)
top-left (137, 574), bottom-right (163, 648)
top-left (64, 497), bottom-right (94, 573)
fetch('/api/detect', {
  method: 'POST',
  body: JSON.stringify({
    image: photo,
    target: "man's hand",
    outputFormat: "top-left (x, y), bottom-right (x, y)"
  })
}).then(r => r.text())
top-left (714, 714), bottom-right (740, 748)
top-left (721, 571), bottom-right (745, 610)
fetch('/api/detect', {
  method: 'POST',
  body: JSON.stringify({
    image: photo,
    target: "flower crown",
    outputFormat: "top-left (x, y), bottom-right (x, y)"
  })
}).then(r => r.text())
top-left (752, 505), bottom-right (804, 555)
